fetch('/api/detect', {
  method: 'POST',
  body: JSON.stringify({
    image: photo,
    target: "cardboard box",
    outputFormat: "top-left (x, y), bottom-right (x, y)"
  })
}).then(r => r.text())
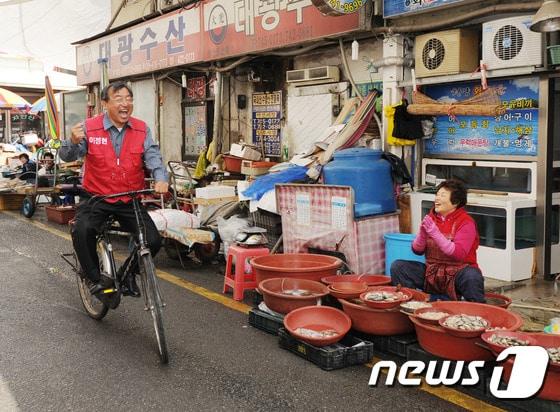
top-left (230, 143), bottom-right (262, 161)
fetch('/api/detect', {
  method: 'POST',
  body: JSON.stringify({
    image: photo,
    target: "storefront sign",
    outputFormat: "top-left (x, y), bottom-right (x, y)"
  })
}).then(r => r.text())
top-left (312, 0), bottom-right (368, 15)
top-left (184, 103), bottom-right (207, 157)
top-left (383, 0), bottom-right (474, 18)
top-left (252, 91), bottom-right (282, 157)
top-left (423, 77), bottom-right (539, 157)
top-left (76, 1), bottom-right (366, 85)
top-left (186, 76), bottom-right (206, 101)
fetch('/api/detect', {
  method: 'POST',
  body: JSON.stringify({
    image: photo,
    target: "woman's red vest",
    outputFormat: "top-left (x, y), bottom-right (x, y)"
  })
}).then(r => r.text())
top-left (82, 115), bottom-right (146, 203)
top-left (424, 207), bottom-right (479, 299)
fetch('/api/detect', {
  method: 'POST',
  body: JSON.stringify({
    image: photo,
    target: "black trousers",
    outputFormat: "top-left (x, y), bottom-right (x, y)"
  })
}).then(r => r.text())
top-left (390, 259), bottom-right (485, 303)
top-left (71, 198), bottom-right (161, 282)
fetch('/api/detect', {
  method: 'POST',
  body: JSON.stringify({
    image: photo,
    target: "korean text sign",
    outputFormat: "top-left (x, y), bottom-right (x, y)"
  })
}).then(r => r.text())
top-left (423, 77), bottom-right (539, 157)
top-left (383, 0), bottom-right (474, 18)
top-left (252, 91), bottom-right (282, 157)
top-left (76, 0), bottom-right (364, 85)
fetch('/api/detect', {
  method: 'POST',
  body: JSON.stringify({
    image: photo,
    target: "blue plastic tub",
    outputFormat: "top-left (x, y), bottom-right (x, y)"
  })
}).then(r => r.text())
top-left (384, 233), bottom-right (426, 275)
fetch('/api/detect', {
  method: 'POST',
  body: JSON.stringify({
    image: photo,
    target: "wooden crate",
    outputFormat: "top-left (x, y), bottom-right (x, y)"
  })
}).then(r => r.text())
top-left (0, 194), bottom-right (25, 211)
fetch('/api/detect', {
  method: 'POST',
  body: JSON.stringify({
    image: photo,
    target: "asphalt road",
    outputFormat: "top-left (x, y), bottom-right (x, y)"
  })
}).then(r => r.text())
top-left (0, 210), bottom-right (469, 412)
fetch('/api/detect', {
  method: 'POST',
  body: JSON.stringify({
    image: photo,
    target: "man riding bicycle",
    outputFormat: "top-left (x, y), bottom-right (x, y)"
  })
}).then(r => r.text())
top-left (59, 81), bottom-right (168, 296)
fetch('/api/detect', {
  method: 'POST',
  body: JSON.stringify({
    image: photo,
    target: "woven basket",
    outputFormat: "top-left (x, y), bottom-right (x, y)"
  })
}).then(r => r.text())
top-left (409, 87), bottom-right (506, 117)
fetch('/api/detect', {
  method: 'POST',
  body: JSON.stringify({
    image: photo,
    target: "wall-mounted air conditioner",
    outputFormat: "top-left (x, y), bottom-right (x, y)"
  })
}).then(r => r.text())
top-left (482, 15), bottom-right (543, 70)
top-left (414, 29), bottom-right (479, 78)
top-left (286, 66), bottom-right (340, 86)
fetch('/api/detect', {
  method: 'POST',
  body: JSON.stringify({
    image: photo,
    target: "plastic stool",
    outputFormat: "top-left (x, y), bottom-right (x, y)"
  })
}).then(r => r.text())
top-left (223, 244), bottom-right (269, 301)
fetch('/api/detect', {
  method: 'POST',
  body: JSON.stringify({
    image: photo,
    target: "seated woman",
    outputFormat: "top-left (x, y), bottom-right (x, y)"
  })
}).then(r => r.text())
top-left (390, 179), bottom-right (485, 302)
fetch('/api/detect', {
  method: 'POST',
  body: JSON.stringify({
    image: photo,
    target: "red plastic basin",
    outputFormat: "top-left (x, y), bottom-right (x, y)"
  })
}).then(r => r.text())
top-left (480, 330), bottom-right (538, 355)
top-left (410, 301), bottom-right (523, 361)
top-left (321, 274), bottom-right (392, 287)
top-left (339, 297), bottom-right (415, 336)
top-left (500, 333), bottom-right (560, 401)
top-left (484, 292), bottom-right (512, 309)
top-left (251, 253), bottom-right (342, 285)
top-left (284, 306), bottom-right (351, 347)
top-left (258, 277), bottom-right (329, 314)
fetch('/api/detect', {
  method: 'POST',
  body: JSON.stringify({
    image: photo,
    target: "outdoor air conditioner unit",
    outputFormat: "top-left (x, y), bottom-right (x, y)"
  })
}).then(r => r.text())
top-left (286, 66), bottom-right (340, 86)
top-left (482, 15), bottom-right (543, 70)
top-left (414, 29), bottom-right (479, 78)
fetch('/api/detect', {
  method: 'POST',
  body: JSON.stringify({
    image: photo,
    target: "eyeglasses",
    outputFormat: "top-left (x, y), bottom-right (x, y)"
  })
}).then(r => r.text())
top-left (111, 96), bottom-right (134, 104)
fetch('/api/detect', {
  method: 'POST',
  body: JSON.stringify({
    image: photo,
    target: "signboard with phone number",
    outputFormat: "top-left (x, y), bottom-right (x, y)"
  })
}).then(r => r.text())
top-left (423, 77), bottom-right (539, 157)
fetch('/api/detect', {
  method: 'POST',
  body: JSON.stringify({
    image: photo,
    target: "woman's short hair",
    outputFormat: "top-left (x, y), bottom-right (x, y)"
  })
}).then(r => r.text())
top-left (18, 153), bottom-right (30, 161)
top-left (436, 179), bottom-right (467, 208)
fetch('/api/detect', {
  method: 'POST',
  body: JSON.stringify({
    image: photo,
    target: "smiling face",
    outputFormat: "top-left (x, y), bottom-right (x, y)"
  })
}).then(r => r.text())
top-left (434, 187), bottom-right (457, 216)
top-left (103, 86), bottom-right (134, 128)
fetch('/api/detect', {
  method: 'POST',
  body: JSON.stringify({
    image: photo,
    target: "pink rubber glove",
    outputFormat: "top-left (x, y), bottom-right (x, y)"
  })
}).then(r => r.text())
top-left (423, 216), bottom-right (456, 256)
top-left (412, 224), bottom-right (428, 252)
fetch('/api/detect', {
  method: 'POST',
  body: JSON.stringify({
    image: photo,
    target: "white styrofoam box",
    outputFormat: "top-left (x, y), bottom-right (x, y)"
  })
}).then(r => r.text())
top-left (230, 143), bottom-right (262, 161)
top-left (195, 185), bottom-right (235, 199)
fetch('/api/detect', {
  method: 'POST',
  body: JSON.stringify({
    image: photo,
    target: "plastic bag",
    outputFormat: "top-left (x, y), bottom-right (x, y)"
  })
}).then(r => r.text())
top-left (217, 214), bottom-right (251, 255)
top-left (242, 166), bottom-right (308, 200)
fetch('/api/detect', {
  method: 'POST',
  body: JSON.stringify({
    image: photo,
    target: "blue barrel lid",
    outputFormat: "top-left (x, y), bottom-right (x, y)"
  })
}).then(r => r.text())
top-left (332, 147), bottom-right (382, 159)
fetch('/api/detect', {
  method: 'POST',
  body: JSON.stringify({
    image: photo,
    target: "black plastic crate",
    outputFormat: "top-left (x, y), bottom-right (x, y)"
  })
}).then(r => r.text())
top-left (251, 209), bottom-right (282, 235)
top-left (251, 209), bottom-right (283, 252)
top-left (278, 328), bottom-right (374, 371)
top-left (352, 332), bottom-right (417, 358)
top-left (248, 308), bottom-right (284, 335)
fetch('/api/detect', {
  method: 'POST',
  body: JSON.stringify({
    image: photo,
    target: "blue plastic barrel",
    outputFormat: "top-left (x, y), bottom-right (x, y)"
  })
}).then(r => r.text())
top-left (383, 233), bottom-right (426, 275)
top-left (323, 148), bottom-right (396, 218)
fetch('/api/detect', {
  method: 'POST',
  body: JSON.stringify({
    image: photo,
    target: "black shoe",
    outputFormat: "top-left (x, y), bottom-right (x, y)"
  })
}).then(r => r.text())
top-left (89, 273), bottom-right (115, 295)
top-left (123, 274), bottom-right (141, 298)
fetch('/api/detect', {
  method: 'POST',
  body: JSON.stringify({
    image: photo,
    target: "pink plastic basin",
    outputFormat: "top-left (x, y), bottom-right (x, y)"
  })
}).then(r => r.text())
top-left (251, 253), bottom-right (342, 285)
top-left (410, 301), bottom-right (523, 361)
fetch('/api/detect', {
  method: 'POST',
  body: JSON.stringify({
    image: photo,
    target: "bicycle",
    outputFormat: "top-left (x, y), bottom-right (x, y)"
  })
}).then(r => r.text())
top-left (61, 188), bottom-right (169, 364)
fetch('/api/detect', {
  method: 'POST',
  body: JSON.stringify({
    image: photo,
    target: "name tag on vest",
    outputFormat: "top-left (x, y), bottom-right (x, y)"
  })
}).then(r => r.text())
top-left (88, 136), bottom-right (108, 145)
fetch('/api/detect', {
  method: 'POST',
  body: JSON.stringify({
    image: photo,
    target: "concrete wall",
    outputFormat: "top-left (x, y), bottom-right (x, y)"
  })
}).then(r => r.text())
top-left (294, 39), bottom-right (383, 85)
top-left (226, 73), bottom-right (254, 150)
top-left (130, 78), bottom-right (157, 134)
top-left (159, 79), bottom-right (182, 164)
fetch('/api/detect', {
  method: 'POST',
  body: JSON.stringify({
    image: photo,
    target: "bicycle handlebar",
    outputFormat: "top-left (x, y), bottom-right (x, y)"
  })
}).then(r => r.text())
top-left (94, 188), bottom-right (155, 200)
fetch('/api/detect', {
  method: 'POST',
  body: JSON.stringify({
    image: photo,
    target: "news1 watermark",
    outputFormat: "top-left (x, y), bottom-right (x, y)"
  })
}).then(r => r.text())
top-left (369, 346), bottom-right (550, 399)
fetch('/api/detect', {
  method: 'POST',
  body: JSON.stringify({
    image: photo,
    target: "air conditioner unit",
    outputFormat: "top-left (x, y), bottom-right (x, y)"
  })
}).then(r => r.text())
top-left (482, 15), bottom-right (543, 70)
top-left (415, 29), bottom-right (479, 78)
top-left (286, 66), bottom-right (340, 86)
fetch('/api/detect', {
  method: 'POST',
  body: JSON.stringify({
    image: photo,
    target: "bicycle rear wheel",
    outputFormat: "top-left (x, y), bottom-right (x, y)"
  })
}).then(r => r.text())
top-left (76, 240), bottom-right (113, 320)
top-left (140, 253), bottom-right (168, 364)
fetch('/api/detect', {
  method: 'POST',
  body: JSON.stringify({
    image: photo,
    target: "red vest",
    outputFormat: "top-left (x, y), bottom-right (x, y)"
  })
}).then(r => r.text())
top-left (424, 207), bottom-right (479, 299)
top-left (82, 114), bottom-right (146, 203)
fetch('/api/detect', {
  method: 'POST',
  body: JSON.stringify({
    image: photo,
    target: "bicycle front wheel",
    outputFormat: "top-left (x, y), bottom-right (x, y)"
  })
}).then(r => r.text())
top-left (140, 253), bottom-right (168, 364)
